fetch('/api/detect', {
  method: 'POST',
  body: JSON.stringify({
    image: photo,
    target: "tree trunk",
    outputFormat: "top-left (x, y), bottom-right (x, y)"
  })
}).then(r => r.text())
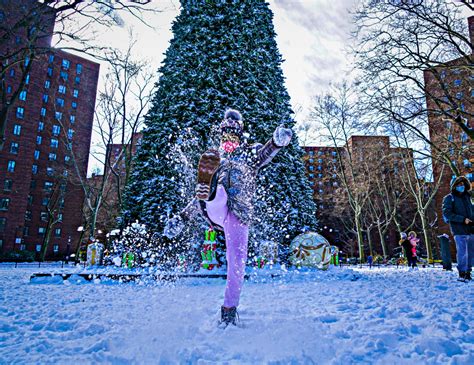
top-left (367, 226), bottom-right (373, 257)
top-left (355, 212), bottom-right (365, 262)
top-left (377, 222), bottom-right (388, 258)
top-left (419, 211), bottom-right (433, 262)
top-left (40, 223), bottom-right (54, 262)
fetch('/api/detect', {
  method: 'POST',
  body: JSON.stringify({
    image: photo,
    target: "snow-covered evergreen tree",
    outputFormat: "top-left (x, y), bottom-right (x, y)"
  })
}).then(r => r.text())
top-left (123, 0), bottom-right (317, 250)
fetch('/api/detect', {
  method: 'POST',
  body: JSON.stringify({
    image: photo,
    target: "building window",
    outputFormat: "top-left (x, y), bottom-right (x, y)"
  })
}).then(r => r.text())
top-left (70, 115), bottom-right (75, 124)
top-left (56, 98), bottom-right (64, 107)
top-left (42, 94), bottom-right (48, 103)
top-left (44, 80), bottom-right (50, 89)
top-left (309, 173), bottom-right (314, 178)
top-left (0, 218), bottom-right (6, 233)
top-left (47, 167), bottom-right (54, 176)
top-left (36, 244), bottom-right (42, 252)
top-left (64, 155), bottom-right (71, 163)
top-left (67, 129), bottom-right (74, 140)
top-left (32, 164), bottom-right (38, 174)
top-left (24, 56), bottom-right (30, 67)
top-left (448, 134), bottom-right (453, 142)
top-left (40, 107), bottom-right (46, 117)
top-left (76, 64), bottom-right (82, 74)
top-left (318, 159), bottom-right (323, 163)
top-left (19, 90), bottom-right (27, 101)
top-left (48, 54), bottom-right (54, 63)
top-left (461, 133), bottom-right (468, 142)
top-left (71, 101), bottom-right (77, 109)
top-left (3, 179), bottom-right (12, 191)
top-left (54, 228), bottom-right (61, 237)
top-left (36, 136), bottom-right (42, 145)
top-left (309, 158), bottom-right (314, 163)
top-left (44, 181), bottom-right (53, 191)
top-left (463, 159), bottom-right (472, 168)
top-left (0, 198), bottom-right (10, 211)
top-left (47, 67), bottom-right (53, 77)
top-left (38, 227), bottom-right (46, 236)
top-left (309, 150), bottom-right (314, 156)
top-left (318, 151), bottom-right (323, 156)
top-left (9, 68), bottom-right (15, 77)
top-left (41, 197), bottom-right (49, 206)
top-left (74, 76), bottom-right (80, 84)
top-left (55, 111), bottom-right (62, 120)
top-left (309, 166), bottom-right (314, 171)
top-left (59, 198), bottom-right (65, 209)
top-left (60, 70), bottom-right (68, 81)
top-left (13, 124), bottom-right (21, 135)
top-left (73, 89), bottom-right (79, 98)
top-left (10, 142), bottom-right (19, 154)
top-left (34, 150), bottom-right (40, 160)
top-left (53, 244), bottom-right (59, 253)
top-left (27, 195), bottom-right (33, 205)
top-left (25, 74), bottom-right (30, 85)
top-left (456, 92), bottom-right (463, 100)
top-left (58, 213), bottom-right (63, 222)
top-left (331, 151), bottom-right (337, 157)
top-left (51, 139), bottom-right (59, 148)
top-left (58, 85), bottom-right (66, 94)
top-left (7, 161), bottom-right (15, 172)
top-left (62, 59), bottom-right (70, 70)
top-left (52, 125), bottom-right (61, 136)
top-left (16, 107), bottom-right (24, 118)
top-left (454, 79), bottom-right (461, 87)
top-left (23, 227), bottom-right (29, 236)
top-left (48, 153), bottom-right (57, 161)
top-left (38, 121), bottom-right (44, 132)
top-left (40, 212), bottom-right (48, 221)
top-left (7, 86), bottom-right (12, 93)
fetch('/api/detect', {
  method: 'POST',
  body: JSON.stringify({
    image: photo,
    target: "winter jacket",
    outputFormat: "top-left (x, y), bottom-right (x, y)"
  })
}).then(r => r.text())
top-left (181, 134), bottom-right (283, 228)
top-left (442, 176), bottom-right (474, 236)
top-left (400, 239), bottom-right (414, 260)
top-left (216, 137), bottom-right (282, 225)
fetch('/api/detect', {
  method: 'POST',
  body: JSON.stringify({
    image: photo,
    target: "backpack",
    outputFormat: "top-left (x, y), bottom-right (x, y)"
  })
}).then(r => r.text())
top-left (442, 194), bottom-right (453, 224)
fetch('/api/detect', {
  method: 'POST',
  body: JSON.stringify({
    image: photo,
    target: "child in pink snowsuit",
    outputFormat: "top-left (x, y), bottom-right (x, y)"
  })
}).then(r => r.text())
top-left (164, 109), bottom-right (292, 326)
top-left (408, 231), bottom-right (419, 262)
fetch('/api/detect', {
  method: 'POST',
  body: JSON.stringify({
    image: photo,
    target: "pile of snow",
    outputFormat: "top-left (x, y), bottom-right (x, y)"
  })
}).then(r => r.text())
top-left (1, 266), bottom-right (473, 363)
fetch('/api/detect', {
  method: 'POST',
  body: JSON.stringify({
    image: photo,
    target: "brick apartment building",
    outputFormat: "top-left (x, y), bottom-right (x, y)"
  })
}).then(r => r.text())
top-left (87, 132), bottom-right (143, 237)
top-left (424, 16), bottom-right (474, 238)
top-left (0, 1), bottom-right (99, 259)
top-left (303, 136), bottom-right (417, 257)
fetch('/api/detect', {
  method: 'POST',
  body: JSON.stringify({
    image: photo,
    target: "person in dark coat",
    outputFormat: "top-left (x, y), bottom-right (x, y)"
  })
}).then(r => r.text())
top-left (442, 176), bottom-right (474, 281)
top-left (400, 232), bottom-right (417, 269)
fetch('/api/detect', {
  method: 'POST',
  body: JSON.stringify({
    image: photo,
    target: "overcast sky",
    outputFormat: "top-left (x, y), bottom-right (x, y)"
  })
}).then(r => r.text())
top-left (93, 0), bottom-right (358, 120)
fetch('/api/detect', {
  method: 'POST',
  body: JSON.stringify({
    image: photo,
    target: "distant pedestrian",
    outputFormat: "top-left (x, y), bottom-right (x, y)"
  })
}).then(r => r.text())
top-left (400, 232), bottom-right (417, 269)
top-left (442, 176), bottom-right (474, 282)
top-left (367, 255), bottom-right (373, 269)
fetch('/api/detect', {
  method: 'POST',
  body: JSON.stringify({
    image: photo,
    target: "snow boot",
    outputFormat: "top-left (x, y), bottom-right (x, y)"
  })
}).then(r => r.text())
top-left (220, 306), bottom-right (238, 326)
top-left (466, 271), bottom-right (472, 281)
top-left (196, 149), bottom-right (220, 201)
top-left (458, 271), bottom-right (467, 282)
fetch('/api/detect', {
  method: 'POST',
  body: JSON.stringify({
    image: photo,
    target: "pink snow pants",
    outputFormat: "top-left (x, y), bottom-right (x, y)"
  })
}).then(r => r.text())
top-left (206, 185), bottom-right (248, 308)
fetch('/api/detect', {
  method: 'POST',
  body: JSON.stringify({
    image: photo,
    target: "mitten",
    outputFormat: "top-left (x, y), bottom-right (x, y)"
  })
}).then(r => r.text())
top-left (273, 125), bottom-right (293, 147)
top-left (163, 215), bottom-right (185, 239)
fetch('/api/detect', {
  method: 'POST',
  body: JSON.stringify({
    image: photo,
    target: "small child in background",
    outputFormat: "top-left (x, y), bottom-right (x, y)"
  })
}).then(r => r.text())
top-left (408, 231), bottom-right (419, 268)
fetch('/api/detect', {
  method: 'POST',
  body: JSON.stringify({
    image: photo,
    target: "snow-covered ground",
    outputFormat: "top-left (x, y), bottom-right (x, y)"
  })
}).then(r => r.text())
top-left (1, 265), bottom-right (473, 364)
